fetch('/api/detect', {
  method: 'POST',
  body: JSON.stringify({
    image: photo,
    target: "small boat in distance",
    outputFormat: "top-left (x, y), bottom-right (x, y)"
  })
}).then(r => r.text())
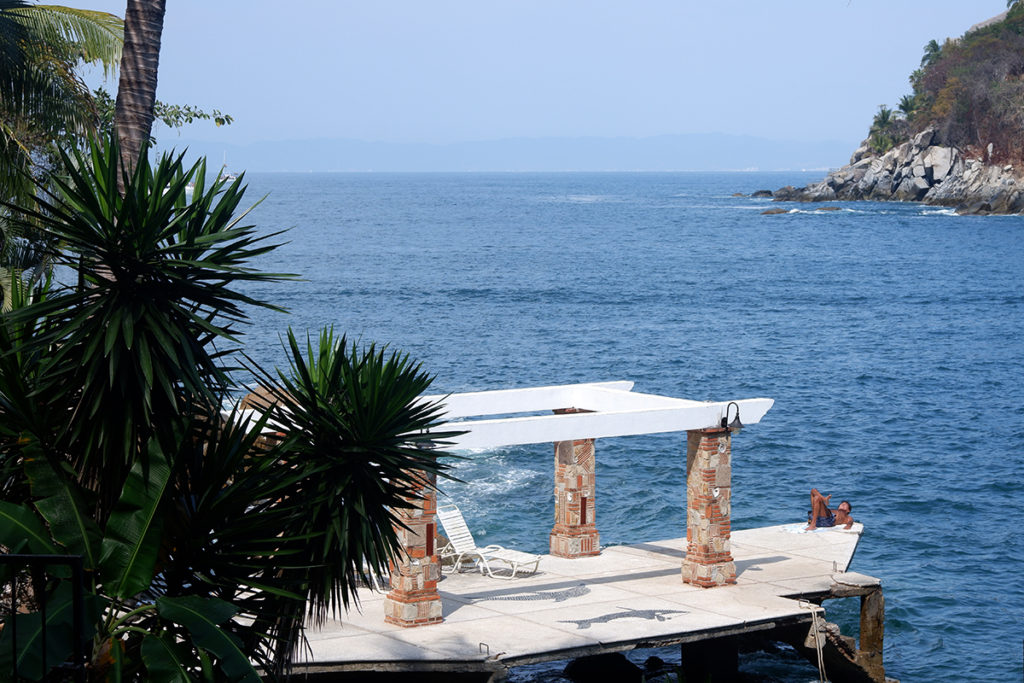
top-left (219, 152), bottom-right (238, 182)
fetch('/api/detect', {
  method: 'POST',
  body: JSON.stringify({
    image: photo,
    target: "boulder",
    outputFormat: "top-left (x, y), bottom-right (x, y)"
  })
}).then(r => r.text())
top-left (897, 141), bottom-right (915, 166)
top-left (910, 176), bottom-right (931, 198)
top-left (959, 201), bottom-right (993, 215)
top-left (895, 176), bottom-right (930, 201)
top-left (849, 143), bottom-right (873, 164)
top-left (925, 147), bottom-right (955, 183)
top-left (564, 653), bottom-right (642, 683)
top-left (811, 184), bottom-right (837, 201)
top-left (770, 126), bottom-right (1024, 213)
top-left (772, 185), bottom-right (801, 201)
top-left (643, 656), bottom-right (670, 677)
top-left (751, 189), bottom-right (773, 198)
top-left (913, 129), bottom-right (936, 149)
top-left (826, 172), bottom-right (847, 190)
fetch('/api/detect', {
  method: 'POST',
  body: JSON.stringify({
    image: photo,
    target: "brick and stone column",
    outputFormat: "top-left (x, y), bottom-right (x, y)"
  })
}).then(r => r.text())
top-left (681, 427), bottom-right (736, 587)
top-left (550, 408), bottom-right (600, 558)
top-left (384, 471), bottom-right (443, 627)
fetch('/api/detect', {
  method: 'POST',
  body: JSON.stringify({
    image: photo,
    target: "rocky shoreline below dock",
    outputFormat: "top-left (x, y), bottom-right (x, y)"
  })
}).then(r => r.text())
top-left (753, 128), bottom-right (1024, 215)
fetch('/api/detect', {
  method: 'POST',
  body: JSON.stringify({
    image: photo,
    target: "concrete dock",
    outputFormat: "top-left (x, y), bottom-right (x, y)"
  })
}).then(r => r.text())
top-left (297, 523), bottom-right (869, 679)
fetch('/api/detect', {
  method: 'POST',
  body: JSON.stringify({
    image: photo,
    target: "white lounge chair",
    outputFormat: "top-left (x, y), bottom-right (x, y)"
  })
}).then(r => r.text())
top-left (436, 504), bottom-right (541, 579)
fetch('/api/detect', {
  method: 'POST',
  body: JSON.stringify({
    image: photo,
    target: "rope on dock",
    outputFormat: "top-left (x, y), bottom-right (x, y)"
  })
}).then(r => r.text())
top-left (799, 599), bottom-right (829, 683)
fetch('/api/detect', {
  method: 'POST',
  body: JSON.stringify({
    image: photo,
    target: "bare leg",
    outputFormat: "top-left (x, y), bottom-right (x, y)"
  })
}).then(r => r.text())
top-left (807, 489), bottom-right (832, 529)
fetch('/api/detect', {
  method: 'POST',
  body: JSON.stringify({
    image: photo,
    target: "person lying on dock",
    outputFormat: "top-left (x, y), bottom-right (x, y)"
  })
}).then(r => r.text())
top-left (805, 488), bottom-right (853, 530)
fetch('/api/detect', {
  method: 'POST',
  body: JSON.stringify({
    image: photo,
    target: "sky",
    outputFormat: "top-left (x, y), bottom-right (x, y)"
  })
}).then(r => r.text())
top-left (67, 1), bottom-right (1011, 151)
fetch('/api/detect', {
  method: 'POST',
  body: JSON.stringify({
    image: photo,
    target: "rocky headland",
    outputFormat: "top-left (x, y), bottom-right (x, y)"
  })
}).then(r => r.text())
top-left (757, 7), bottom-right (1024, 215)
top-left (767, 129), bottom-right (1024, 215)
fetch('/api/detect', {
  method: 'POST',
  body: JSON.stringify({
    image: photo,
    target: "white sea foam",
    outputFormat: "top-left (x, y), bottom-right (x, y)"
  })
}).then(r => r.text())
top-left (784, 207), bottom-right (858, 215)
top-left (564, 194), bottom-right (617, 203)
top-left (448, 466), bottom-right (543, 497)
top-left (539, 193), bottom-right (624, 204)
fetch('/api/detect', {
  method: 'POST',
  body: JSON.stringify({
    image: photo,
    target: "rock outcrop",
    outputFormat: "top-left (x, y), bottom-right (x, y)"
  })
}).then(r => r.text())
top-left (774, 128), bottom-right (1024, 214)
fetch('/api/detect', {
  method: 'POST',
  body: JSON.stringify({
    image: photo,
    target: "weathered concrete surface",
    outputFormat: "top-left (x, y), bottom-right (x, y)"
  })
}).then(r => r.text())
top-left (297, 524), bottom-right (867, 678)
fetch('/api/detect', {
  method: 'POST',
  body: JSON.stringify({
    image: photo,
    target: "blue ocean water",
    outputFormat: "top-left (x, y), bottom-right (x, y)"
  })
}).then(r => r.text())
top-left (235, 171), bottom-right (1023, 682)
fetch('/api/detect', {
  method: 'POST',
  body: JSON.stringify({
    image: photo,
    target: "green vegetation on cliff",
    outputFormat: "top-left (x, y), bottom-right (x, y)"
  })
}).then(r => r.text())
top-left (870, 6), bottom-right (1024, 162)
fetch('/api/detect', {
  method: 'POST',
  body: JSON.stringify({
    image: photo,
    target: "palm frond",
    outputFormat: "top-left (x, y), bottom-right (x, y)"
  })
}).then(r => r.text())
top-left (8, 5), bottom-right (122, 72)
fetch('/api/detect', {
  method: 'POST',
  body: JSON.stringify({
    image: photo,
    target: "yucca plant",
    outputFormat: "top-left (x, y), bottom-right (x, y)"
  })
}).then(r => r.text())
top-left (0, 135), bottom-right (458, 680)
top-left (248, 329), bottom-right (460, 624)
top-left (4, 133), bottom-right (288, 517)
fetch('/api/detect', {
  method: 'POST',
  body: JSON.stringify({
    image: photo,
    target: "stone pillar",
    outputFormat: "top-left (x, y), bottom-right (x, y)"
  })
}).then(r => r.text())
top-left (681, 428), bottom-right (735, 587)
top-left (384, 470), bottom-right (443, 627)
top-left (857, 588), bottom-right (886, 681)
top-left (550, 409), bottom-right (600, 558)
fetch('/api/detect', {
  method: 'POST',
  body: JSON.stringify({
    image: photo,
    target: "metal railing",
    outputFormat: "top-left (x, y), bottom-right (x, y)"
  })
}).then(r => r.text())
top-left (0, 554), bottom-right (87, 682)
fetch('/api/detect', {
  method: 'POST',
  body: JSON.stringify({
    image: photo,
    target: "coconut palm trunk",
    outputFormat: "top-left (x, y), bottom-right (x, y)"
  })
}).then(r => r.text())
top-left (113, 0), bottom-right (165, 173)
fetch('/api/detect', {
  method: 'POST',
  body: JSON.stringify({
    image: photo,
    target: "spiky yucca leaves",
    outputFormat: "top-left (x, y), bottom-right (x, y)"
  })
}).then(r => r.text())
top-left (0, 134), bottom-right (461, 679)
top-left (250, 329), bottom-right (462, 627)
top-left (2, 134), bottom-right (291, 520)
top-left (106, 407), bottom-right (307, 680)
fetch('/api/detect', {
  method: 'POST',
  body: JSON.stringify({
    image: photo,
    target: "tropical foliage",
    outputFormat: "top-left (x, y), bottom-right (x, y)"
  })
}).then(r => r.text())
top-left (0, 1), bottom-right (122, 203)
top-left (93, 86), bottom-right (235, 141)
top-left (0, 135), bottom-right (456, 680)
top-left (897, 93), bottom-right (920, 121)
top-left (920, 39), bottom-right (943, 68)
top-left (867, 105), bottom-right (908, 154)
top-left (0, 2), bottom-right (235, 317)
top-left (873, 6), bottom-right (1024, 162)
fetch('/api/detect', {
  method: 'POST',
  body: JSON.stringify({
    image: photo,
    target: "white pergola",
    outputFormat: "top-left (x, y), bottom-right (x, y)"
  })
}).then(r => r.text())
top-left (423, 381), bottom-right (774, 450)
top-left (378, 381), bottom-right (777, 625)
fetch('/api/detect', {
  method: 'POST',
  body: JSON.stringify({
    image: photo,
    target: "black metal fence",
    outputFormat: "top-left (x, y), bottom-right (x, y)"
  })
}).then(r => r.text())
top-left (0, 554), bottom-right (87, 682)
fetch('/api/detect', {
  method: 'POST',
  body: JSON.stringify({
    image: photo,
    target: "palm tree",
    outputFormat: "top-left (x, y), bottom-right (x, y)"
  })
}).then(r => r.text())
top-left (871, 105), bottom-right (895, 131)
top-left (920, 39), bottom-right (942, 68)
top-left (113, 0), bottom-right (165, 173)
top-left (0, 1), bottom-right (122, 312)
top-left (897, 94), bottom-right (918, 120)
top-left (0, 1), bottom-right (122, 201)
top-left (868, 105), bottom-right (901, 153)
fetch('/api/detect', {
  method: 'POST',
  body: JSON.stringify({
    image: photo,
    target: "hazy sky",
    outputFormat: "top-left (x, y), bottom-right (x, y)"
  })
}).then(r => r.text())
top-left (69, 1), bottom-right (1009, 149)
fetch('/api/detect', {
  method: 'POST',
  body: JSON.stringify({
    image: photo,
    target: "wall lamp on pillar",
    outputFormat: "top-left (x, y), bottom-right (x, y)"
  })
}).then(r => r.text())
top-left (721, 401), bottom-right (743, 433)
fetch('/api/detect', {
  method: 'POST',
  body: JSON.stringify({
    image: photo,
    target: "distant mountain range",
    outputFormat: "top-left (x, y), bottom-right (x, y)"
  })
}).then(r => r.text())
top-left (158, 133), bottom-right (855, 173)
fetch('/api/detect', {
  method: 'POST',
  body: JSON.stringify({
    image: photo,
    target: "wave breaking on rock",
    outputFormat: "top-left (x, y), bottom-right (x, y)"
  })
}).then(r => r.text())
top-left (767, 129), bottom-right (1023, 215)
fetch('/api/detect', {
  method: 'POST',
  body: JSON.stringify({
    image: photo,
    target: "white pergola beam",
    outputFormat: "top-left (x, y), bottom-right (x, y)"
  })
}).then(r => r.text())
top-left (234, 381), bottom-right (774, 454)
top-left (432, 397), bottom-right (774, 451)
top-left (421, 381), bottom-right (634, 419)
top-left (575, 386), bottom-right (706, 412)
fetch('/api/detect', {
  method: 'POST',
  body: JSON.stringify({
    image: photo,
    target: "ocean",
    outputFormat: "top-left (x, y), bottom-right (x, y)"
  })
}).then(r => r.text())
top-left (233, 171), bottom-right (1023, 682)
